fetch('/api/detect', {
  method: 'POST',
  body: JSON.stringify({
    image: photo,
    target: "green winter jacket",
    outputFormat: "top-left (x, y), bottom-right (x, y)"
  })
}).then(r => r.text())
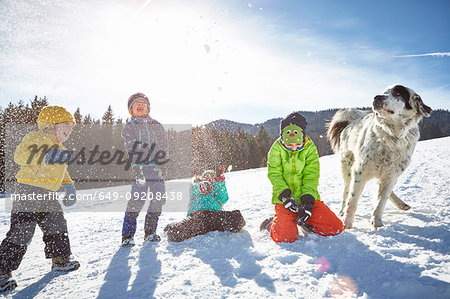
top-left (267, 136), bottom-right (321, 205)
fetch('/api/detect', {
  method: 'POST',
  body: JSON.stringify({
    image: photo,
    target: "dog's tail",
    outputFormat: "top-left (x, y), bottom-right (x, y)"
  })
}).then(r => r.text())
top-left (326, 109), bottom-right (366, 152)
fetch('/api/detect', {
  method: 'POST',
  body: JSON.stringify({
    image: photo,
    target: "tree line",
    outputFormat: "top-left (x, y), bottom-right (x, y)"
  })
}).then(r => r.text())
top-left (0, 97), bottom-right (275, 192)
top-left (1, 97), bottom-right (449, 193)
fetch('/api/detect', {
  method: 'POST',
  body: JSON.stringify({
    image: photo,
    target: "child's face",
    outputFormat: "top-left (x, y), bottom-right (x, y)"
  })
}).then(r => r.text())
top-left (284, 143), bottom-right (303, 151)
top-left (130, 99), bottom-right (149, 119)
top-left (282, 124), bottom-right (304, 145)
top-left (53, 121), bottom-right (74, 142)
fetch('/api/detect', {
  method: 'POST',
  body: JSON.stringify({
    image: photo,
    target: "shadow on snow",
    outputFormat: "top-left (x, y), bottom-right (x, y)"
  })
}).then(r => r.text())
top-left (97, 243), bottom-right (161, 299)
top-left (166, 230), bottom-right (276, 293)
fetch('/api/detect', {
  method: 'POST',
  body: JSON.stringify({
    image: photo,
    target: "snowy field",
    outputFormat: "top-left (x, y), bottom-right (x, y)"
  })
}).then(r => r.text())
top-left (1, 137), bottom-right (449, 298)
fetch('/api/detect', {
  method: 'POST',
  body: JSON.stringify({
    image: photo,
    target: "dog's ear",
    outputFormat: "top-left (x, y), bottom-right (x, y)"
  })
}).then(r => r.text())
top-left (414, 95), bottom-right (432, 117)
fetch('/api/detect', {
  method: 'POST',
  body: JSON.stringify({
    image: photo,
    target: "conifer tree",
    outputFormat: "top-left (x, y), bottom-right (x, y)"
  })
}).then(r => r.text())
top-left (102, 105), bottom-right (115, 124)
top-left (74, 108), bottom-right (82, 124)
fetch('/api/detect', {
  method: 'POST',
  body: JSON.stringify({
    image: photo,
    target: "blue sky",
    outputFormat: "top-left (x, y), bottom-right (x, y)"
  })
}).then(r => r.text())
top-left (0, 0), bottom-right (449, 124)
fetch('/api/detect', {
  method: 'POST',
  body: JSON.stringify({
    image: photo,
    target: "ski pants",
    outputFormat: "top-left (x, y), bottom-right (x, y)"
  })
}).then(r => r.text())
top-left (270, 201), bottom-right (344, 243)
top-left (122, 171), bottom-right (166, 236)
top-left (0, 184), bottom-right (71, 274)
top-left (164, 210), bottom-right (246, 242)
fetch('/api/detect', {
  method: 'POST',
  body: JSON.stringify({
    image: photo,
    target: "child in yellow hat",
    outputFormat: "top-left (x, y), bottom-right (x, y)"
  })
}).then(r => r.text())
top-left (0, 106), bottom-right (80, 293)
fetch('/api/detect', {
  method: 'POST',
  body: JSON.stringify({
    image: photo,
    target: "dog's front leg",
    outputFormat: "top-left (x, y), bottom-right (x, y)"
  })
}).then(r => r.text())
top-left (339, 165), bottom-right (352, 216)
top-left (344, 170), bottom-right (366, 229)
top-left (372, 180), bottom-right (398, 229)
top-left (339, 152), bottom-right (354, 216)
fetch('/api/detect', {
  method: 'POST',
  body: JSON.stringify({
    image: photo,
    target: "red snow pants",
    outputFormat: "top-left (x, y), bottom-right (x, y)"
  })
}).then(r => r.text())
top-left (270, 201), bottom-right (344, 243)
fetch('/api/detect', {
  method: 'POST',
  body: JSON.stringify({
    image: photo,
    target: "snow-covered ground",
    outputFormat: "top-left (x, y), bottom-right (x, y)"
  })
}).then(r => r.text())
top-left (1, 137), bottom-right (449, 298)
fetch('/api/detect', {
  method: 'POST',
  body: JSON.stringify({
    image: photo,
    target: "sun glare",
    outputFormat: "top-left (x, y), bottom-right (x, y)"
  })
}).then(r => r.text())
top-left (74, 1), bottom-right (241, 120)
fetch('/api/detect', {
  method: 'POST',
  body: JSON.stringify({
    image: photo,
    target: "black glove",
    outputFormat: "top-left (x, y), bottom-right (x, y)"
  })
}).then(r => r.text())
top-left (279, 189), bottom-right (299, 213)
top-left (297, 194), bottom-right (315, 225)
top-left (132, 165), bottom-right (146, 187)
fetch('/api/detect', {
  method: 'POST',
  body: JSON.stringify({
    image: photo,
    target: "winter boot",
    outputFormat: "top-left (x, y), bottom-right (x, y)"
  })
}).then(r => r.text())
top-left (299, 223), bottom-right (314, 235)
top-left (260, 217), bottom-right (273, 232)
top-left (121, 234), bottom-right (135, 247)
top-left (144, 232), bottom-right (161, 243)
top-left (0, 272), bottom-right (17, 293)
top-left (51, 257), bottom-right (80, 272)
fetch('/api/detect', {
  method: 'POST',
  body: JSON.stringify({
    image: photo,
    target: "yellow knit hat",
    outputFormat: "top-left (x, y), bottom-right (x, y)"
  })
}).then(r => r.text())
top-left (37, 106), bottom-right (75, 130)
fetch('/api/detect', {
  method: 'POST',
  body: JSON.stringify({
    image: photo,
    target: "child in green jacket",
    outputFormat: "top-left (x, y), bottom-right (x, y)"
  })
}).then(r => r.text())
top-left (261, 112), bottom-right (343, 243)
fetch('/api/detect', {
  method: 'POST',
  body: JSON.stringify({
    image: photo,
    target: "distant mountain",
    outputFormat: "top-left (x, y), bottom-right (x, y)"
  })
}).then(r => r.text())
top-left (206, 110), bottom-right (344, 157)
top-left (206, 108), bottom-right (450, 156)
top-left (419, 109), bottom-right (450, 140)
top-left (206, 109), bottom-right (343, 138)
top-left (205, 108), bottom-right (450, 143)
top-left (206, 119), bottom-right (260, 135)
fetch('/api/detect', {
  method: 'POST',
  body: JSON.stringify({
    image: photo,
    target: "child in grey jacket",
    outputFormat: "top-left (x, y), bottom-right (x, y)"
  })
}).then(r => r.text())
top-left (121, 92), bottom-right (168, 246)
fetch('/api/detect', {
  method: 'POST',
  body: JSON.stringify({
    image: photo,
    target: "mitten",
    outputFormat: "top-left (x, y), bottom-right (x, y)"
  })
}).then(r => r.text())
top-left (279, 189), bottom-right (299, 213)
top-left (199, 180), bottom-right (213, 194)
top-left (63, 184), bottom-right (77, 206)
top-left (132, 165), bottom-right (146, 186)
top-left (214, 167), bottom-right (225, 182)
top-left (297, 194), bottom-right (315, 225)
top-left (154, 166), bottom-right (164, 179)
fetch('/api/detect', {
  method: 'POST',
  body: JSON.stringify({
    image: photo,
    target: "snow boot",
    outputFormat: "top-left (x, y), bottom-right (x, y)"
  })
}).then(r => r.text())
top-left (299, 223), bottom-right (314, 236)
top-left (144, 232), bottom-right (161, 243)
top-left (51, 257), bottom-right (80, 272)
top-left (0, 272), bottom-right (17, 293)
top-left (121, 234), bottom-right (135, 247)
top-left (260, 217), bottom-right (273, 232)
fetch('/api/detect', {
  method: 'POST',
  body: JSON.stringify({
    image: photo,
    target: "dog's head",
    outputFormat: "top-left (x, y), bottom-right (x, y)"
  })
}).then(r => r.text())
top-left (373, 85), bottom-right (432, 120)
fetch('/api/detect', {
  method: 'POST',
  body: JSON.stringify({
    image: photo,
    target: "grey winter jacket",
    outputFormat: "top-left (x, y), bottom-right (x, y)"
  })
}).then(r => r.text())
top-left (121, 116), bottom-right (168, 167)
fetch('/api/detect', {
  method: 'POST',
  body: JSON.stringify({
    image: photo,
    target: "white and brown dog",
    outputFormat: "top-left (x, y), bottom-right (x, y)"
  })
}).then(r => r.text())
top-left (327, 85), bottom-right (432, 229)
